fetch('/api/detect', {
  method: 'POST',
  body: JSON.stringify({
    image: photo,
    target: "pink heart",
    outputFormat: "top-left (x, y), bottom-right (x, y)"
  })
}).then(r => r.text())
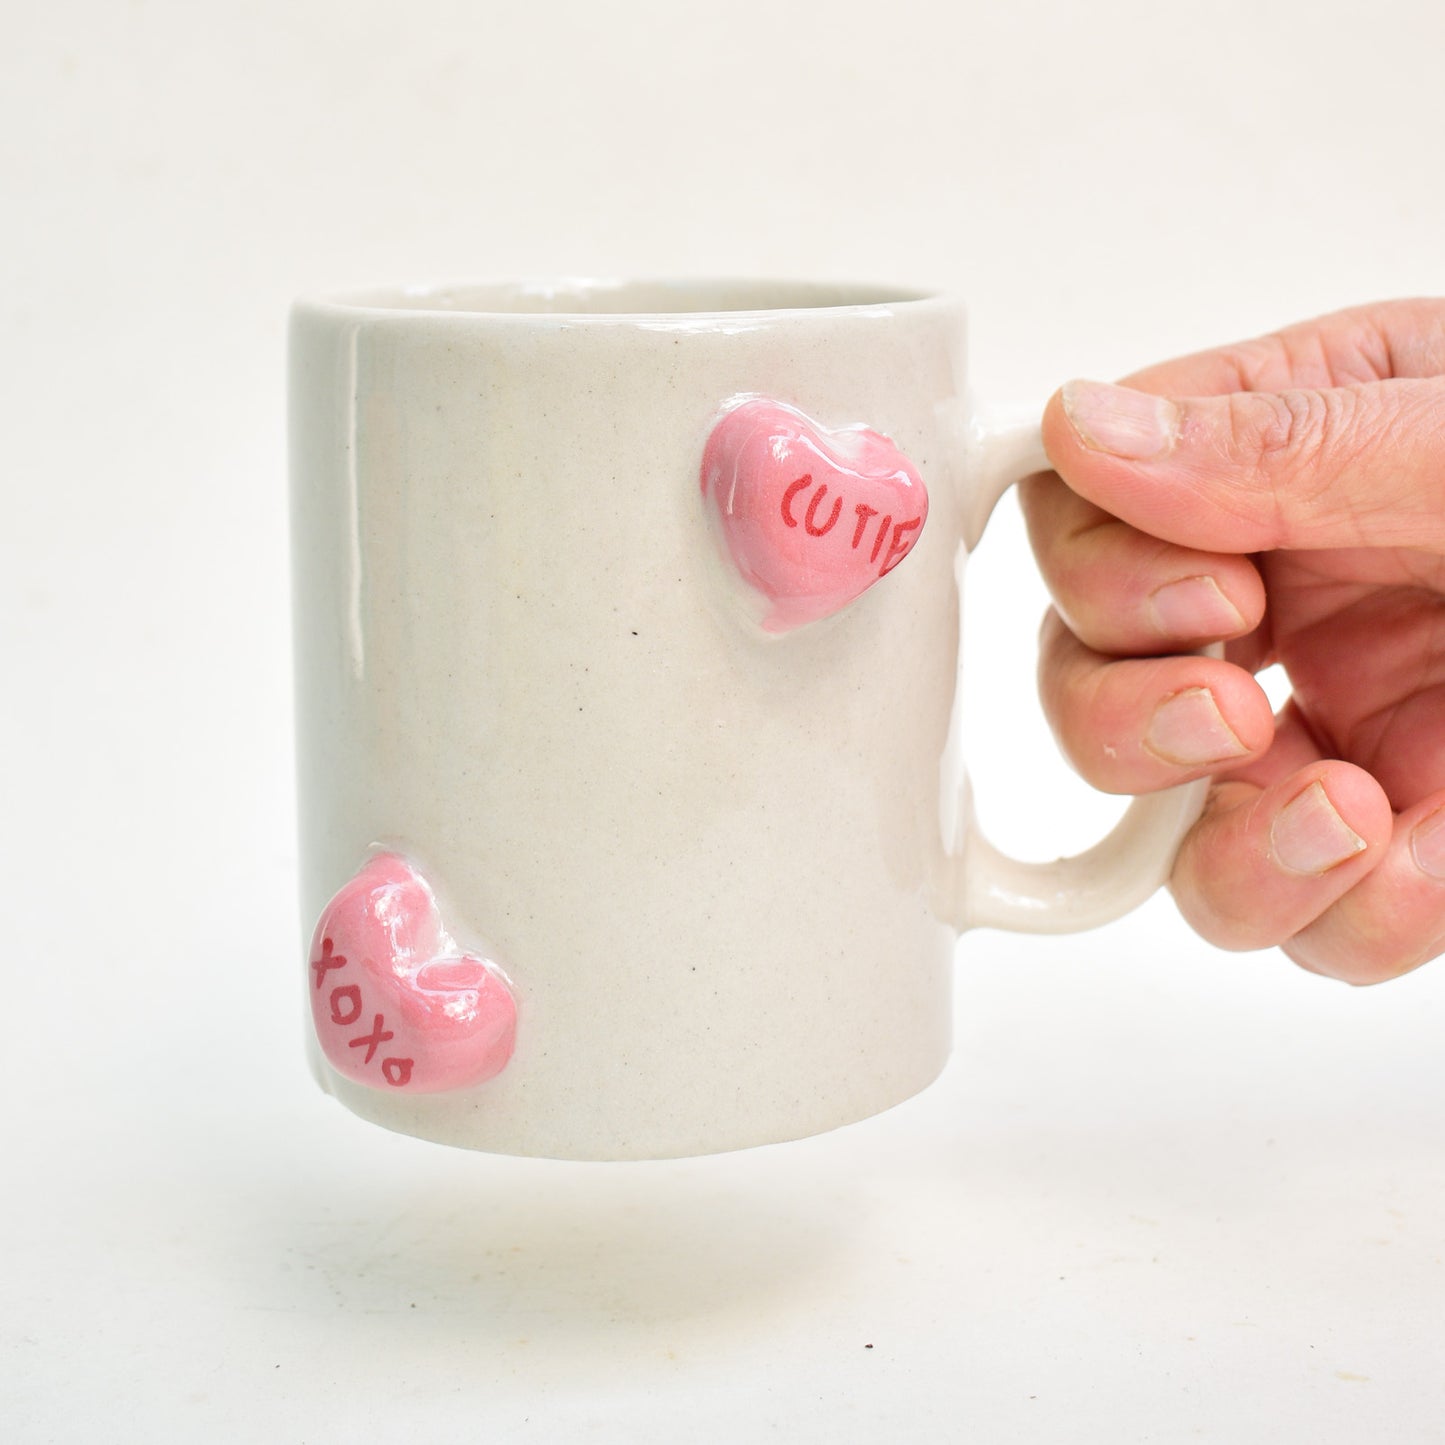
top-left (307, 853), bottom-right (516, 1093)
top-left (700, 398), bottom-right (929, 632)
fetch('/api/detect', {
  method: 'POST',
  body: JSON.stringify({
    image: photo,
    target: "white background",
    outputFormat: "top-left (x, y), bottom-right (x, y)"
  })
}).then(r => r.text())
top-left (4, 1), bottom-right (1444, 1440)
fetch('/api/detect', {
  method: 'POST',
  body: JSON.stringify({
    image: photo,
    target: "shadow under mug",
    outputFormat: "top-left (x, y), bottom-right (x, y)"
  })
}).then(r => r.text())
top-left (288, 278), bottom-right (1207, 1160)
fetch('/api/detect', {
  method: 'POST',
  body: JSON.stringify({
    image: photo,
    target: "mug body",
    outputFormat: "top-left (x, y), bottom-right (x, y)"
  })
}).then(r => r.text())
top-left (289, 279), bottom-right (971, 1158)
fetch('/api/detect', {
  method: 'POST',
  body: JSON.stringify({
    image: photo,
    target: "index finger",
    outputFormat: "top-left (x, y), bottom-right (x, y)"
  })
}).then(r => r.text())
top-left (1121, 298), bottom-right (1445, 397)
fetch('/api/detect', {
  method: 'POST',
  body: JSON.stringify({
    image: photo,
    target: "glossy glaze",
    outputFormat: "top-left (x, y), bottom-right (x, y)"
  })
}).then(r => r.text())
top-left (701, 398), bottom-right (929, 631)
top-left (289, 279), bottom-right (1206, 1158)
top-left (308, 852), bottom-right (516, 1092)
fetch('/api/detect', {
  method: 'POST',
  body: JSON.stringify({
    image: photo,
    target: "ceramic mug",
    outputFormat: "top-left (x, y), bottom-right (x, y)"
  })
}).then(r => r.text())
top-left (288, 279), bottom-right (1207, 1160)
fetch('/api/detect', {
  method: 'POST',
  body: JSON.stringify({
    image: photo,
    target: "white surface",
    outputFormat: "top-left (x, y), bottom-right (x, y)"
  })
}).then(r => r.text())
top-left (4, 0), bottom-right (1444, 1439)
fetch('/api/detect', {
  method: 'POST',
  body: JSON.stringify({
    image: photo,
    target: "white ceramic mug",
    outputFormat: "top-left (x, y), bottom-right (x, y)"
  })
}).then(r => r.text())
top-left (289, 279), bottom-right (1206, 1160)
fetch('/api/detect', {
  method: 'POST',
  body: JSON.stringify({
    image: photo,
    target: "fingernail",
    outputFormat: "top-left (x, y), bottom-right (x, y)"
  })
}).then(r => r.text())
top-left (1410, 806), bottom-right (1445, 880)
top-left (1148, 575), bottom-right (1247, 638)
top-left (1062, 379), bottom-right (1179, 461)
top-left (1144, 687), bottom-right (1250, 767)
top-left (1271, 781), bottom-right (1367, 876)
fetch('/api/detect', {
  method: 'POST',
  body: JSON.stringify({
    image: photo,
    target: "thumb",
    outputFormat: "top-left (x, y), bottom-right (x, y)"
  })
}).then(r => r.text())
top-left (1042, 376), bottom-right (1445, 553)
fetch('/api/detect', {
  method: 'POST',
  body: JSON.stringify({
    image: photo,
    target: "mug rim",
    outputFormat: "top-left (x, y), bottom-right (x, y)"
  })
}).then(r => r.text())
top-left (293, 276), bottom-right (955, 323)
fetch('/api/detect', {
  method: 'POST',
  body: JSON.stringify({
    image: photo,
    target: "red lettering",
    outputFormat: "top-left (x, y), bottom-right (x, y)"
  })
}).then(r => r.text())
top-left (311, 937), bottom-right (346, 990)
top-left (851, 503), bottom-right (878, 548)
top-left (870, 515), bottom-right (893, 564)
top-left (349, 1014), bottom-right (394, 1065)
top-left (879, 516), bottom-right (922, 574)
top-left (329, 984), bottom-right (362, 1026)
top-left (780, 474), bottom-right (813, 527)
top-left (381, 1057), bottom-right (414, 1088)
top-left (804, 485), bottom-right (842, 537)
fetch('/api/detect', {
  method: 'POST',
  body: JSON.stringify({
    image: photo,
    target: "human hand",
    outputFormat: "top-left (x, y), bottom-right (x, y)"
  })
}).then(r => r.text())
top-left (1023, 299), bottom-right (1445, 982)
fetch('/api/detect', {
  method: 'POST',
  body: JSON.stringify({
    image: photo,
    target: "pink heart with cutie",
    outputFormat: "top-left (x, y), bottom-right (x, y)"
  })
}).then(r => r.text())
top-left (307, 852), bottom-right (516, 1093)
top-left (700, 398), bottom-right (929, 632)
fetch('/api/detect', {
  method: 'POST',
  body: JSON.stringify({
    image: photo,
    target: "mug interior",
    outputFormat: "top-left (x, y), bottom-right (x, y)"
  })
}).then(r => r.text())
top-left (315, 278), bottom-right (937, 317)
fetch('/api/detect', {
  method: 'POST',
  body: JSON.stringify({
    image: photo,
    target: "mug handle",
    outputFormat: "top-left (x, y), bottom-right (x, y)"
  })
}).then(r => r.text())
top-left (953, 399), bottom-right (1216, 934)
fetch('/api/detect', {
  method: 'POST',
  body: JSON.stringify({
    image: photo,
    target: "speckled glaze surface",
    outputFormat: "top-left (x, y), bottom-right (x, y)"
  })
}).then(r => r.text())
top-left (288, 280), bottom-right (1206, 1159)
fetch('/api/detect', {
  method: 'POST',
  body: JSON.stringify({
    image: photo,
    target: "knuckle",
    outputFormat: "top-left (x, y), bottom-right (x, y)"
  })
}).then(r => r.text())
top-left (1228, 388), bottom-right (1329, 469)
top-left (1170, 881), bottom-right (1272, 952)
top-left (1220, 388), bottom-right (1364, 545)
top-left (1179, 876), bottom-right (1286, 951)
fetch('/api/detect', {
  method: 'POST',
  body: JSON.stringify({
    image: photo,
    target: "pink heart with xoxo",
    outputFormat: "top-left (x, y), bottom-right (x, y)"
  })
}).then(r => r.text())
top-left (701, 398), bottom-right (929, 632)
top-left (308, 853), bottom-right (516, 1093)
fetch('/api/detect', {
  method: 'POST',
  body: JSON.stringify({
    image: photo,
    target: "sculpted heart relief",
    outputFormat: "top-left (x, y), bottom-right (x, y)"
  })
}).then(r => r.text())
top-left (309, 853), bottom-right (516, 1093)
top-left (701, 398), bottom-right (929, 631)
